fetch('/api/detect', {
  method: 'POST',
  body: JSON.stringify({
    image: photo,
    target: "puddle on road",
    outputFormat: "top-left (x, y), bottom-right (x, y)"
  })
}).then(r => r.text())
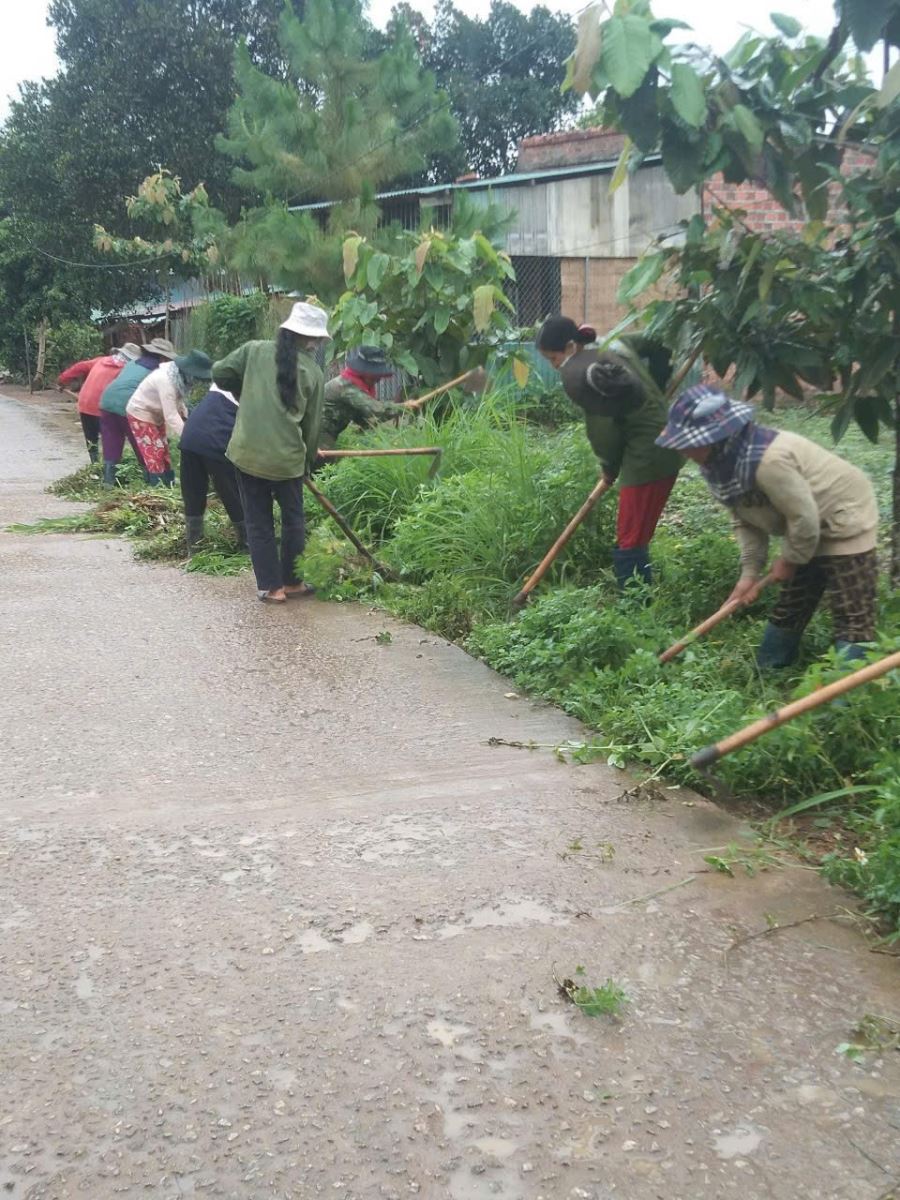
top-left (337, 920), bottom-right (374, 945)
top-left (714, 1124), bottom-right (763, 1159)
top-left (426, 1019), bottom-right (471, 1047)
top-left (297, 930), bottom-right (332, 954)
top-left (473, 1136), bottom-right (518, 1158)
top-left (439, 898), bottom-right (569, 940)
top-left (528, 1007), bottom-right (578, 1039)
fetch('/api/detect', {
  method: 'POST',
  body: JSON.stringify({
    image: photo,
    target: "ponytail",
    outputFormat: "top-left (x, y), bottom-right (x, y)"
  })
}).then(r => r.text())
top-left (536, 315), bottom-right (596, 353)
top-left (275, 328), bottom-right (302, 411)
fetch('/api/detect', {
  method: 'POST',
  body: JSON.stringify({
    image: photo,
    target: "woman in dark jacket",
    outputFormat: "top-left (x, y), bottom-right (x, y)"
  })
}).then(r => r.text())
top-left (536, 315), bottom-right (682, 588)
top-left (178, 387), bottom-right (245, 553)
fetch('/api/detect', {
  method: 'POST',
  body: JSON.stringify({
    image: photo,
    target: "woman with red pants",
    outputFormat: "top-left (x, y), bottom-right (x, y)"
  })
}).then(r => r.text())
top-left (536, 316), bottom-right (682, 589)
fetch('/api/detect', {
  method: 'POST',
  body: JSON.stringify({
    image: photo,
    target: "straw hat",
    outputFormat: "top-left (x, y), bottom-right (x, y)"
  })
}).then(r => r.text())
top-left (280, 302), bottom-right (330, 339)
top-left (141, 337), bottom-right (177, 359)
top-left (118, 342), bottom-right (141, 361)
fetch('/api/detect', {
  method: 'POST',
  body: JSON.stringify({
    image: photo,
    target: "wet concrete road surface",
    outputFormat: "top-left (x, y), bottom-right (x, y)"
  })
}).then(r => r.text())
top-left (1, 390), bottom-right (898, 1200)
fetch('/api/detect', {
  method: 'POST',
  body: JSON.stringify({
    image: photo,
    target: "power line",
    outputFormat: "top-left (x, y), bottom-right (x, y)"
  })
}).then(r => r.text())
top-left (10, 215), bottom-right (178, 270)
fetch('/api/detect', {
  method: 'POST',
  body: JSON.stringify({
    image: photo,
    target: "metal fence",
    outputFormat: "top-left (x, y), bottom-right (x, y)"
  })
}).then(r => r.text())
top-left (503, 256), bottom-right (562, 330)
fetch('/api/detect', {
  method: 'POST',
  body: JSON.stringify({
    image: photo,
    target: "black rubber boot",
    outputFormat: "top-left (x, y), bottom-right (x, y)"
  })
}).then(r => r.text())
top-left (834, 640), bottom-right (868, 665)
top-left (185, 515), bottom-right (205, 556)
top-left (87, 445), bottom-right (99, 464)
top-left (612, 545), bottom-right (652, 592)
top-left (756, 622), bottom-right (802, 669)
top-left (145, 473), bottom-right (164, 487)
top-left (102, 461), bottom-right (117, 487)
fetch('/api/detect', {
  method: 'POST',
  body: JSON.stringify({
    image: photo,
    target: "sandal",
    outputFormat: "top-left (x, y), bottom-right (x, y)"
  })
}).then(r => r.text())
top-left (284, 583), bottom-right (317, 598)
top-left (257, 590), bottom-right (287, 604)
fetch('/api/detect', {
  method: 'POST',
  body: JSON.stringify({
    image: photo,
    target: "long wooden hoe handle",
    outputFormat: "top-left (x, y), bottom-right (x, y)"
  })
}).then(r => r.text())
top-left (303, 477), bottom-right (396, 580)
top-left (403, 369), bottom-right (478, 412)
top-left (691, 650), bottom-right (900, 768)
top-left (658, 571), bottom-right (777, 664)
top-left (317, 446), bottom-right (443, 479)
top-left (510, 345), bottom-right (703, 610)
top-left (512, 477), bottom-right (613, 608)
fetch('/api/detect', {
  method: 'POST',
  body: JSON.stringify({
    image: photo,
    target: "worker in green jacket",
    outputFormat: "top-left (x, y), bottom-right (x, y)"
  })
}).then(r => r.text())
top-left (536, 315), bottom-right (682, 588)
top-left (319, 345), bottom-right (408, 455)
top-left (213, 302), bottom-right (329, 605)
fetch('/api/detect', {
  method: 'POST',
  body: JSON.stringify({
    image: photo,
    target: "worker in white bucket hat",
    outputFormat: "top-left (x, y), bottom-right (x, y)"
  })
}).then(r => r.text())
top-left (213, 302), bottom-right (331, 603)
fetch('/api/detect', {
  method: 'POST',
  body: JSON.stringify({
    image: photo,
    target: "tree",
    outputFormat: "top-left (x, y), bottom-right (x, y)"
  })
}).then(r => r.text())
top-left (213, 0), bottom-right (457, 296)
top-left (418, 0), bottom-right (580, 178)
top-left (0, 1), bottom-right (304, 366)
top-left (567, 0), bottom-right (900, 583)
top-left (217, 0), bottom-right (457, 205)
top-left (332, 216), bottom-right (517, 384)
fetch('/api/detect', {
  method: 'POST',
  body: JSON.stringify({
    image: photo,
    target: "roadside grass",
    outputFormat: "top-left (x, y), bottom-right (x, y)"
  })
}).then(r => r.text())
top-left (29, 387), bottom-right (900, 935)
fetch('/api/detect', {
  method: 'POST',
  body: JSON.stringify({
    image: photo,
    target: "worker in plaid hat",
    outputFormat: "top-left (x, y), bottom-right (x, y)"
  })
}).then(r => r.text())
top-left (657, 386), bottom-right (880, 667)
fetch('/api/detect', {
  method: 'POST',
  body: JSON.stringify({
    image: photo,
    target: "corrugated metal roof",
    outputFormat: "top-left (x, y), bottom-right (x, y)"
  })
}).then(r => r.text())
top-left (289, 155), bottom-right (662, 213)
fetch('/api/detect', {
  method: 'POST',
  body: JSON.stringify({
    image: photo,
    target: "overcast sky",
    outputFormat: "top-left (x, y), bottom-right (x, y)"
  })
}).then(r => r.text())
top-left (0, 0), bottom-right (851, 121)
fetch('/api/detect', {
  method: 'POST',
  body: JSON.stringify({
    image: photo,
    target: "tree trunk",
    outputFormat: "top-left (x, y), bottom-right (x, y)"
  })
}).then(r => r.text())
top-left (33, 319), bottom-right (49, 391)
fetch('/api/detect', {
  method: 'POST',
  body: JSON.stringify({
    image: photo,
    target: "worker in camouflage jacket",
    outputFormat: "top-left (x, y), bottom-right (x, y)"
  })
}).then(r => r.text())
top-left (319, 346), bottom-right (407, 454)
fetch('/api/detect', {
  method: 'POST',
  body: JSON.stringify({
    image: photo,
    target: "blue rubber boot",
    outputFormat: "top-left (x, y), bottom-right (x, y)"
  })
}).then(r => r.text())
top-left (145, 472), bottom-right (164, 487)
top-left (834, 640), bottom-right (868, 665)
top-left (612, 545), bottom-right (652, 592)
top-left (756, 622), bottom-right (802, 669)
top-left (102, 461), bottom-right (117, 487)
top-left (161, 469), bottom-right (176, 487)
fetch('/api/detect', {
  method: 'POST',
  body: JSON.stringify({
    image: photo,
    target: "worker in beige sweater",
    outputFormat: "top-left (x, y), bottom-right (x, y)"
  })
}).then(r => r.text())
top-left (657, 386), bottom-right (879, 667)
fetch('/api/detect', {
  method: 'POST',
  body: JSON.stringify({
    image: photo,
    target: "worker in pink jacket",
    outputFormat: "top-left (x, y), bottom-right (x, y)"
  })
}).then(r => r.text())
top-left (58, 343), bottom-right (141, 462)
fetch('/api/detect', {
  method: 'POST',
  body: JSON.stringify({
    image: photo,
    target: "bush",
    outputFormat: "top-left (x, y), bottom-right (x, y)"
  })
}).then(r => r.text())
top-left (44, 320), bottom-right (103, 379)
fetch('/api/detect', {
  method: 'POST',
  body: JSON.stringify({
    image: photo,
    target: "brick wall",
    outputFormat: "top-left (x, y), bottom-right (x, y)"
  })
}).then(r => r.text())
top-left (702, 147), bottom-right (874, 234)
top-left (517, 128), bottom-right (626, 172)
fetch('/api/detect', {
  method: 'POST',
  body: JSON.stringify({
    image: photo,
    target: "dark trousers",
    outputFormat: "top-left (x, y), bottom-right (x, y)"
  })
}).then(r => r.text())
top-left (99, 410), bottom-right (146, 468)
top-left (235, 469), bottom-right (305, 592)
top-left (180, 450), bottom-right (244, 523)
top-left (770, 550), bottom-right (878, 644)
top-left (79, 413), bottom-right (101, 454)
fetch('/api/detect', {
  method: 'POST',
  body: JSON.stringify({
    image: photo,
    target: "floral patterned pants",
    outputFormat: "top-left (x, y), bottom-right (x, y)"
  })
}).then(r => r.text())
top-left (127, 417), bottom-right (171, 475)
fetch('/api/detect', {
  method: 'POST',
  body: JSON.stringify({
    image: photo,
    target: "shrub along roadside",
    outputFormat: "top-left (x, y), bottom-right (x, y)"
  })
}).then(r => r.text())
top-left (31, 390), bottom-right (900, 935)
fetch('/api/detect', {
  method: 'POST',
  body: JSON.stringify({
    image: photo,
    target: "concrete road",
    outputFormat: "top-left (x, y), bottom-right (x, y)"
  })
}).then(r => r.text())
top-left (1, 389), bottom-right (898, 1200)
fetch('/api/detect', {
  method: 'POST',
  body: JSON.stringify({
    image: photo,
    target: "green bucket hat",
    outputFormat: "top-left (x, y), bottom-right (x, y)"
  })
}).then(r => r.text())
top-left (175, 349), bottom-right (213, 381)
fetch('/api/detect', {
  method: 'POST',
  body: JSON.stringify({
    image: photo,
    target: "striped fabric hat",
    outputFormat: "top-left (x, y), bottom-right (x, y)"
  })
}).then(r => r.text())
top-left (656, 385), bottom-right (756, 451)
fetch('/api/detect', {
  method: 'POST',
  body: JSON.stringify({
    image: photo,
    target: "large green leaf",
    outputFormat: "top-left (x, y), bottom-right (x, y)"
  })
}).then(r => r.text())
top-left (433, 307), bottom-right (451, 335)
top-left (730, 103), bottom-right (765, 151)
top-left (617, 252), bottom-right (666, 304)
top-left (854, 395), bottom-right (883, 443)
top-left (569, 6), bottom-right (603, 95)
top-left (608, 136), bottom-right (634, 195)
top-left (602, 14), bottom-right (657, 99)
top-left (617, 73), bottom-right (661, 150)
top-left (660, 121), bottom-right (706, 192)
top-left (830, 400), bottom-right (855, 442)
top-left (366, 252), bottom-right (389, 290)
top-left (770, 12), bottom-right (802, 37)
top-left (878, 58), bottom-right (900, 108)
top-left (472, 284), bottom-right (494, 332)
top-left (670, 62), bottom-right (707, 128)
top-left (843, 0), bottom-right (893, 51)
top-left (857, 341), bottom-right (899, 392)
